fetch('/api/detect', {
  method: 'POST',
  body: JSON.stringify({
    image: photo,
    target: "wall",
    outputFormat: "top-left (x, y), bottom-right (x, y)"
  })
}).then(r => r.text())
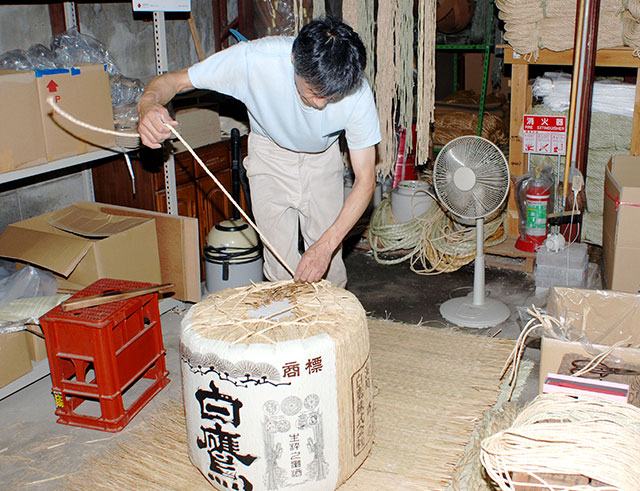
top-left (0, 1), bottom-right (217, 232)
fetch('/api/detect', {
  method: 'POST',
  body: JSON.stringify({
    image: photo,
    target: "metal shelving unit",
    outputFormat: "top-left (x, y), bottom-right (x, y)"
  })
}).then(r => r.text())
top-left (1, 2), bottom-right (179, 213)
top-left (435, 0), bottom-right (496, 136)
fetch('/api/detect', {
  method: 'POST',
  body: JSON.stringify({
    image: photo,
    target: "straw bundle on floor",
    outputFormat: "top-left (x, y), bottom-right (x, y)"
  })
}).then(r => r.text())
top-left (66, 319), bottom-right (516, 490)
top-left (433, 109), bottom-right (508, 147)
top-left (481, 393), bottom-right (640, 490)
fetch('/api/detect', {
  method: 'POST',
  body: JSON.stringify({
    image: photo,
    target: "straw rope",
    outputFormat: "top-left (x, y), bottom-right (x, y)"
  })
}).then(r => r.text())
top-left (368, 196), bottom-right (507, 274)
top-left (416, 0), bottom-right (437, 168)
top-left (374, 1), bottom-right (397, 176)
top-left (481, 393), bottom-right (640, 490)
top-left (496, 0), bottom-right (640, 58)
top-left (312, 0), bottom-right (325, 18)
top-left (500, 305), bottom-right (632, 400)
top-left (46, 96), bottom-right (295, 278)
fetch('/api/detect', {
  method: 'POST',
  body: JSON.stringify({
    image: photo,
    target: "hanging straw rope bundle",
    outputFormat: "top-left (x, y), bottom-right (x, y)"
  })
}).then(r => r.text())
top-left (374, 1), bottom-right (397, 176)
top-left (481, 393), bottom-right (640, 490)
top-left (415, 0), bottom-right (437, 168)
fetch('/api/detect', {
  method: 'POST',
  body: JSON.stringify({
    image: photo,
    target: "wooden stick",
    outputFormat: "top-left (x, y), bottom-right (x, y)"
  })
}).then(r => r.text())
top-left (562, 0), bottom-right (587, 202)
top-left (166, 125), bottom-right (296, 277)
top-left (61, 283), bottom-right (174, 312)
top-left (188, 16), bottom-right (205, 62)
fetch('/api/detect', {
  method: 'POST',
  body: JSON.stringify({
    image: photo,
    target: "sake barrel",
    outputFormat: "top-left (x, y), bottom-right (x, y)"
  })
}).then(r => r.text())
top-left (180, 280), bottom-right (373, 491)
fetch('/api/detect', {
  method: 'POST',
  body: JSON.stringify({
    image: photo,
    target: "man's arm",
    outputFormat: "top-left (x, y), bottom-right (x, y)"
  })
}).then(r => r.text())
top-left (137, 68), bottom-right (194, 148)
top-left (294, 145), bottom-right (376, 283)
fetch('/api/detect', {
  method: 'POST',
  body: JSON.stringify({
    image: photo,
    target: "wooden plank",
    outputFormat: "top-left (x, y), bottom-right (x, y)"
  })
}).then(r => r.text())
top-left (485, 237), bottom-right (535, 273)
top-left (507, 63), bottom-right (530, 237)
top-left (503, 46), bottom-right (640, 68)
top-left (632, 67), bottom-right (640, 156)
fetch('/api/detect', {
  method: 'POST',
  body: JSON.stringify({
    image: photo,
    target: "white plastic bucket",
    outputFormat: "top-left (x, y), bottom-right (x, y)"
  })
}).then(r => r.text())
top-left (391, 180), bottom-right (434, 223)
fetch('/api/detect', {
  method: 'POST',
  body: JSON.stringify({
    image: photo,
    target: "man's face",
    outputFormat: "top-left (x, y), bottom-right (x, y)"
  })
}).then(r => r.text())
top-left (294, 75), bottom-right (329, 110)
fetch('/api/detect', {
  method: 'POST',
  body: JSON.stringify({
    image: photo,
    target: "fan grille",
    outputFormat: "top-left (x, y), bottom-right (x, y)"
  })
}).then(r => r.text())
top-left (434, 136), bottom-right (510, 219)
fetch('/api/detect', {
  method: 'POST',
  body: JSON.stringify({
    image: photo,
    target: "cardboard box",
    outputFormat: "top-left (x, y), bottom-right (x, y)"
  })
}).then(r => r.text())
top-left (81, 202), bottom-right (201, 302)
top-left (171, 106), bottom-right (221, 154)
top-left (0, 71), bottom-right (47, 173)
top-left (540, 287), bottom-right (640, 407)
top-left (0, 332), bottom-right (33, 389)
top-left (37, 65), bottom-right (115, 161)
top-left (0, 65), bottom-right (115, 173)
top-left (0, 204), bottom-right (162, 289)
top-left (603, 155), bottom-right (640, 293)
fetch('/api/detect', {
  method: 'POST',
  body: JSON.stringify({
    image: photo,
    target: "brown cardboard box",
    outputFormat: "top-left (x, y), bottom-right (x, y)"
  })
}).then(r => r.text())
top-left (540, 287), bottom-right (640, 406)
top-left (603, 155), bottom-right (640, 293)
top-left (78, 202), bottom-right (201, 302)
top-left (0, 204), bottom-right (162, 288)
top-left (0, 332), bottom-right (33, 389)
top-left (171, 106), bottom-right (221, 154)
top-left (0, 71), bottom-right (47, 173)
top-left (36, 65), bottom-right (115, 161)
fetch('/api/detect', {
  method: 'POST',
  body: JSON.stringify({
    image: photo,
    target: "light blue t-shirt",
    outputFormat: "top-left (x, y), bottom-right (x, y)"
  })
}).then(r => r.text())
top-left (188, 36), bottom-right (381, 153)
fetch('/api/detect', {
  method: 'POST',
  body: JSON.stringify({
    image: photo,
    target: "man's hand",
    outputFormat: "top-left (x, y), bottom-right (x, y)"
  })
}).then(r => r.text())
top-left (137, 102), bottom-right (177, 149)
top-left (136, 69), bottom-right (193, 149)
top-left (294, 239), bottom-right (335, 283)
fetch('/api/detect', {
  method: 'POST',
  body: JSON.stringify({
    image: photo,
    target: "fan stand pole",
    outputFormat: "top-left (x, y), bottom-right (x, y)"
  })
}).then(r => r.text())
top-left (473, 217), bottom-right (485, 306)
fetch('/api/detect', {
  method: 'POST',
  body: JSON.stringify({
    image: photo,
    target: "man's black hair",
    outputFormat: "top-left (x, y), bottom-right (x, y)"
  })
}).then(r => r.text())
top-left (292, 16), bottom-right (366, 101)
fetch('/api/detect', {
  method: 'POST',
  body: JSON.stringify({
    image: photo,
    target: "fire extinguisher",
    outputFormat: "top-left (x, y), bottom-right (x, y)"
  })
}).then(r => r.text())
top-left (515, 172), bottom-right (553, 252)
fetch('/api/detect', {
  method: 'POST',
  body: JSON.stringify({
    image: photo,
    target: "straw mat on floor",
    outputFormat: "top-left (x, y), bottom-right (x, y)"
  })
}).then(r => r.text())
top-left (67, 319), bottom-right (515, 490)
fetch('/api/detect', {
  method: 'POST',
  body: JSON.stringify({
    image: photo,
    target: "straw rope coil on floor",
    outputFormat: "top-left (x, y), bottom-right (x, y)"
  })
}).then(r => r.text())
top-left (368, 196), bottom-right (506, 274)
top-left (480, 393), bottom-right (640, 490)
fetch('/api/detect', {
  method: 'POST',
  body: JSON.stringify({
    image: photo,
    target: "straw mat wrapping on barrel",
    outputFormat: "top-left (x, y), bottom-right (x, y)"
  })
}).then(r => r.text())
top-left (180, 280), bottom-right (372, 490)
top-left (65, 317), bottom-right (516, 490)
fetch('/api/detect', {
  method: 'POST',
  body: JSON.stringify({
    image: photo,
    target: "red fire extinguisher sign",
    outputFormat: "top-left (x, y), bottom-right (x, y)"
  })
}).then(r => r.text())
top-left (522, 114), bottom-right (567, 156)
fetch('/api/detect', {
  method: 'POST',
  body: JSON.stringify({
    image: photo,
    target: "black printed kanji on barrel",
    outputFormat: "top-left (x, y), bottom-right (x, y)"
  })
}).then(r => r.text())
top-left (196, 380), bottom-right (257, 490)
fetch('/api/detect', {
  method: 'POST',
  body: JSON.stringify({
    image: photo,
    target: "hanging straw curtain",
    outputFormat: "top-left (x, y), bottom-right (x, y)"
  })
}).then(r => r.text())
top-left (313, 0), bottom-right (325, 18)
top-left (343, 1), bottom-right (436, 177)
top-left (416, 0), bottom-right (436, 167)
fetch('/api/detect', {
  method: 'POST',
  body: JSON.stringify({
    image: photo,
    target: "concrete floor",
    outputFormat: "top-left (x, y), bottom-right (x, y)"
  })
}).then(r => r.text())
top-left (1, 250), bottom-right (544, 489)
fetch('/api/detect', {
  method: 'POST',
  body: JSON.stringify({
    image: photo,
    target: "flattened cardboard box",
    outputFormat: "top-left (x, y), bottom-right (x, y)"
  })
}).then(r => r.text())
top-left (603, 154), bottom-right (640, 293)
top-left (0, 70), bottom-right (47, 173)
top-left (171, 106), bottom-right (221, 154)
top-left (0, 204), bottom-right (161, 289)
top-left (540, 287), bottom-right (640, 407)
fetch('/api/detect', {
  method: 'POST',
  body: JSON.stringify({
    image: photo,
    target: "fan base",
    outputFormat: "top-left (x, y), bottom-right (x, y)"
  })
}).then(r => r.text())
top-left (440, 294), bottom-right (510, 328)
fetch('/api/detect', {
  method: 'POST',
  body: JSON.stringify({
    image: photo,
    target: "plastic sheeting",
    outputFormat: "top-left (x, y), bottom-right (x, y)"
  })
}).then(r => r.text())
top-left (532, 73), bottom-right (636, 118)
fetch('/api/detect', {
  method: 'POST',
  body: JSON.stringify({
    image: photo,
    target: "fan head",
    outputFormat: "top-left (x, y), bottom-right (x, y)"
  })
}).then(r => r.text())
top-left (434, 136), bottom-right (510, 220)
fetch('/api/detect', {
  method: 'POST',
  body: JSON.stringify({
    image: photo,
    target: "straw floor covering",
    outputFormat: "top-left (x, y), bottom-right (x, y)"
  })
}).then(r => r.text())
top-left (66, 318), bottom-right (516, 490)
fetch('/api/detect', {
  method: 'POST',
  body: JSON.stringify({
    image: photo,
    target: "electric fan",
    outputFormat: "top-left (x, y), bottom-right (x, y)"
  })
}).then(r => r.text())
top-left (433, 136), bottom-right (511, 328)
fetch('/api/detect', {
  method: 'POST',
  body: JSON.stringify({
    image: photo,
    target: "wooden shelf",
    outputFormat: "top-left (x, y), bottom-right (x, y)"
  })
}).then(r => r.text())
top-left (502, 45), bottom-right (640, 240)
top-left (503, 45), bottom-right (640, 68)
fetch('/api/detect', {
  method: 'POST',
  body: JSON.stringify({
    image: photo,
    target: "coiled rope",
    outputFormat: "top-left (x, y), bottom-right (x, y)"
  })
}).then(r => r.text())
top-left (368, 194), bottom-right (507, 275)
top-left (481, 393), bottom-right (640, 490)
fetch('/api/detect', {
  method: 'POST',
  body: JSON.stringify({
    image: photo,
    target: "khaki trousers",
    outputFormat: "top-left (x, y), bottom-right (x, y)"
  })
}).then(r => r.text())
top-left (243, 133), bottom-right (347, 287)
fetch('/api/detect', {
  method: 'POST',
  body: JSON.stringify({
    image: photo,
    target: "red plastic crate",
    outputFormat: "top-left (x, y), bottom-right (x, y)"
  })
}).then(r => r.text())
top-left (40, 278), bottom-right (169, 432)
